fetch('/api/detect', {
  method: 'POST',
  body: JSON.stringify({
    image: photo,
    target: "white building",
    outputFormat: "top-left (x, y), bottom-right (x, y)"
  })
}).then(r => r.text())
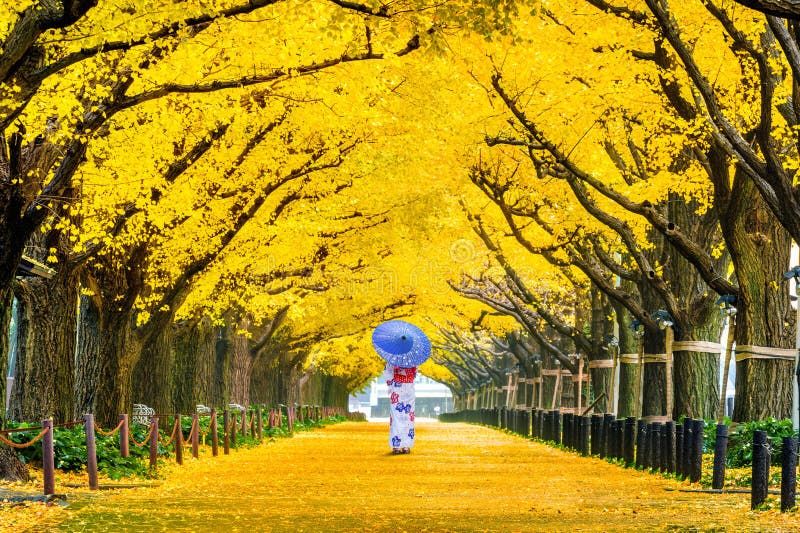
top-left (350, 374), bottom-right (453, 420)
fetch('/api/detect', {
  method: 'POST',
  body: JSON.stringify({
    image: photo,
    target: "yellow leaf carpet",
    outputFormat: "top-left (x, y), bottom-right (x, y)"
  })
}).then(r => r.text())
top-left (29, 422), bottom-right (800, 532)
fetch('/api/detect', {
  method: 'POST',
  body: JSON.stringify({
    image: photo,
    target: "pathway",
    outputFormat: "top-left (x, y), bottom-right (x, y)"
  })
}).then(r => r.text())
top-left (35, 421), bottom-right (800, 532)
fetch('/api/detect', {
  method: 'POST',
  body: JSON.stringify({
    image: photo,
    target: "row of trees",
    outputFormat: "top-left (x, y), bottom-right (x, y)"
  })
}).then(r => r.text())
top-left (434, 1), bottom-right (800, 424)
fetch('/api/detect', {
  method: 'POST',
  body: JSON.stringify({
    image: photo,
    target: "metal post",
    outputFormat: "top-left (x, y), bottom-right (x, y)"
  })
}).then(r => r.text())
top-left (782, 436), bottom-right (798, 512)
top-left (752, 430), bottom-right (769, 509)
top-left (223, 410), bottom-right (230, 455)
top-left (712, 424), bottom-right (728, 490)
top-left (175, 416), bottom-right (184, 465)
top-left (84, 414), bottom-right (99, 490)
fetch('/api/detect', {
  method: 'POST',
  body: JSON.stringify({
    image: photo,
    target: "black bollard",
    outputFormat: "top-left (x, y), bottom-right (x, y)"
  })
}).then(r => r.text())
top-left (675, 424), bottom-right (684, 478)
top-left (712, 424), bottom-right (728, 490)
top-left (553, 411), bottom-right (562, 445)
top-left (591, 414), bottom-right (603, 455)
top-left (659, 424), bottom-right (668, 472)
top-left (782, 436), bottom-right (798, 512)
top-left (665, 421), bottom-right (676, 473)
top-left (624, 417), bottom-right (636, 465)
top-left (580, 416), bottom-right (591, 456)
top-left (752, 430), bottom-right (769, 510)
top-left (635, 419), bottom-right (646, 468)
top-left (602, 414), bottom-right (614, 458)
top-left (563, 413), bottom-right (573, 448)
top-left (682, 418), bottom-right (694, 479)
top-left (650, 423), bottom-right (661, 471)
top-left (690, 419), bottom-right (704, 483)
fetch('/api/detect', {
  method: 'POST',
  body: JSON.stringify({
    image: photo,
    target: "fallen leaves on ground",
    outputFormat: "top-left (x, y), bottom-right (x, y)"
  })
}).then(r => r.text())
top-left (4, 422), bottom-right (800, 531)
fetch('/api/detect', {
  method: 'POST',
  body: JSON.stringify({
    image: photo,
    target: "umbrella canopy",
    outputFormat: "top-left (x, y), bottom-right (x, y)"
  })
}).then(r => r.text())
top-left (371, 320), bottom-right (431, 367)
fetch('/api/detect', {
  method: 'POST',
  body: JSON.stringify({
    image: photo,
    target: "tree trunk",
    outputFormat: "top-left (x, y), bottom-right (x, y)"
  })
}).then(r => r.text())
top-left (93, 310), bottom-right (140, 427)
top-left (0, 288), bottom-right (11, 426)
top-left (229, 324), bottom-right (253, 406)
top-left (74, 294), bottom-right (101, 418)
top-left (172, 318), bottom-right (216, 413)
top-left (716, 165), bottom-right (794, 421)
top-left (9, 268), bottom-right (78, 423)
top-left (133, 324), bottom-right (175, 415)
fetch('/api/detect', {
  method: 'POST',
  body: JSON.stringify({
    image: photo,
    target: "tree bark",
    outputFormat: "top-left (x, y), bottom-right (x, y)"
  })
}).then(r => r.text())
top-left (74, 294), bottom-right (101, 418)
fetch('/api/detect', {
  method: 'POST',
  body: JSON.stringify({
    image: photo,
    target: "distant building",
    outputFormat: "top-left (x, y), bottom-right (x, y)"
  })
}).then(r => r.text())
top-left (350, 374), bottom-right (453, 419)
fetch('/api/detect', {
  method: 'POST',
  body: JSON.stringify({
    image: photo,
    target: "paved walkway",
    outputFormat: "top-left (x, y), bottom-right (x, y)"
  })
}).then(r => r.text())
top-left (38, 422), bottom-right (800, 532)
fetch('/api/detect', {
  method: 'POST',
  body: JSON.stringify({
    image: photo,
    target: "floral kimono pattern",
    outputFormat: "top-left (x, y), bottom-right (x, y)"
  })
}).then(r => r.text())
top-left (382, 363), bottom-right (416, 449)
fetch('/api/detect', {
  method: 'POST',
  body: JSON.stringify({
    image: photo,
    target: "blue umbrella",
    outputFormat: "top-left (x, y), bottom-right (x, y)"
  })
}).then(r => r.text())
top-left (371, 320), bottom-right (431, 367)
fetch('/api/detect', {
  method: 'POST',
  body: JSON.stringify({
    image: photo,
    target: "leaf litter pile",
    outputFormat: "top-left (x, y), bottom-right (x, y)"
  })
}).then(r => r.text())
top-left (6, 421), bottom-right (800, 531)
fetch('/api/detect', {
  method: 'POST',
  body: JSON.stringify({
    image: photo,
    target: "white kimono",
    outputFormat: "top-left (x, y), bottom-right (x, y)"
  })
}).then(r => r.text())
top-left (382, 363), bottom-right (416, 449)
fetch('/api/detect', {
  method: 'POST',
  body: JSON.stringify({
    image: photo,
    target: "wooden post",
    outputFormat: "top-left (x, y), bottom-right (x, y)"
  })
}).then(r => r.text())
top-left (42, 420), bottom-right (55, 496)
top-left (211, 409), bottom-right (219, 457)
top-left (577, 358), bottom-right (583, 414)
top-left (257, 408), bottom-right (263, 440)
top-left (719, 317), bottom-right (736, 422)
top-left (223, 410), bottom-right (230, 455)
top-left (752, 430), bottom-right (769, 509)
top-left (175, 416), bottom-right (184, 466)
top-left (712, 424), bottom-right (728, 490)
top-left (149, 416), bottom-right (159, 471)
top-left (551, 369), bottom-right (562, 410)
top-left (241, 409), bottom-right (247, 437)
top-left (591, 414), bottom-right (603, 456)
top-left (120, 414), bottom-right (129, 458)
top-left (231, 412), bottom-right (237, 447)
top-left (634, 333), bottom-right (644, 418)
top-left (665, 326), bottom-right (674, 420)
top-left (84, 414), bottom-right (99, 490)
top-left (782, 436), bottom-right (798, 512)
top-left (683, 418), bottom-right (694, 479)
top-left (191, 413), bottom-right (199, 459)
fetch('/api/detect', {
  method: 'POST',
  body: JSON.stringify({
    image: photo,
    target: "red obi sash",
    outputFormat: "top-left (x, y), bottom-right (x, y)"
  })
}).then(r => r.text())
top-left (393, 367), bottom-right (417, 383)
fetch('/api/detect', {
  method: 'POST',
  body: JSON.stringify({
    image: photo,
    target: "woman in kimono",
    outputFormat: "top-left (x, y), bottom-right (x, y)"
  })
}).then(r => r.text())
top-left (382, 362), bottom-right (416, 454)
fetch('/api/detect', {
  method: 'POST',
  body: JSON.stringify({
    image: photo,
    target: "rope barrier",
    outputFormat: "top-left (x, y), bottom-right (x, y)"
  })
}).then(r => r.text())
top-left (184, 418), bottom-right (198, 444)
top-left (0, 426), bottom-right (50, 449)
top-left (129, 423), bottom-right (155, 447)
top-left (672, 341), bottom-right (723, 354)
top-left (94, 419), bottom-right (125, 436)
top-left (160, 418), bottom-right (180, 446)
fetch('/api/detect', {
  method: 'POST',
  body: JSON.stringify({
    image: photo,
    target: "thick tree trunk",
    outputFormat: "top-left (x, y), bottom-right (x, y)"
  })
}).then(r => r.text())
top-left (0, 289), bottom-right (11, 425)
top-left (229, 325), bottom-right (253, 406)
top-left (93, 311), bottom-right (140, 427)
top-left (9, 268), bottom-right (78, 423)
top-left (171, 318), bottom-right (216, 413)
top-left (716, 167), bottom-right (794, 421)
top-left (74, 294), bottom-right (101, 418)
top-left (133, 324), bottom-right (175, 415)
top-left (212, 325), bottom-right (231, 407)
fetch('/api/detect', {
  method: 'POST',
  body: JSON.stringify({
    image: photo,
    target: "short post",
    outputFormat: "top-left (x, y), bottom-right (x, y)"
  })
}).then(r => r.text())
top-left (191, 413), bottom-right (199, 459)
top-left (624, 417), bottom-right (635, 465)
top-left (580, 416), bottom-right (591, 456)
top-left (682, 418), bottom-right (694, 479)
top-left (175, 416), bottom-right (184, 466)
top-left (149, 416), bottom-right (159, 471)
top-left (752, 430), bottom-right (769, 510)
top-left (635, 419), bottom-right (646, 468)
top-left (563, 413), bottom-right (573, 448)
top-left (665, 421), bottom-right (676, 473)
top-left (690, 419), bottom-right (704, 483)
top-left (712, 423), bottom-right (728, 490)
top-left (659, 424), bottom-right (668, 472)
top-left (211, 409), bottom-right (219, 457)
top-left (782, 436), bottom-right (798, 512)
top-left (650, 423), bottom-right (661, 470)
top-left (84, 414), bottom-right (99, 490)
top-left (42, 419), bottom-right (55, 496)
top-left (223, 410), bottom-right (230, 455)
top-left (602, 413), bottom-right (614, 458)
top-left (257, 408), bottom-right (263, 440)
top-left (120, 414), bottom-right (129, 458)
top-left (591, 414), bottom-right (602, 455)
top-left (675, 424), bottom-right (684, 478)
top-left (288, 406), bottom-right (294, 433)
top-left (231, 412), bottom-right (237, 447)
top-left (552, 410), bottom-right (561, 445)
top-left (241, 408), bottom-right (247, 437)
